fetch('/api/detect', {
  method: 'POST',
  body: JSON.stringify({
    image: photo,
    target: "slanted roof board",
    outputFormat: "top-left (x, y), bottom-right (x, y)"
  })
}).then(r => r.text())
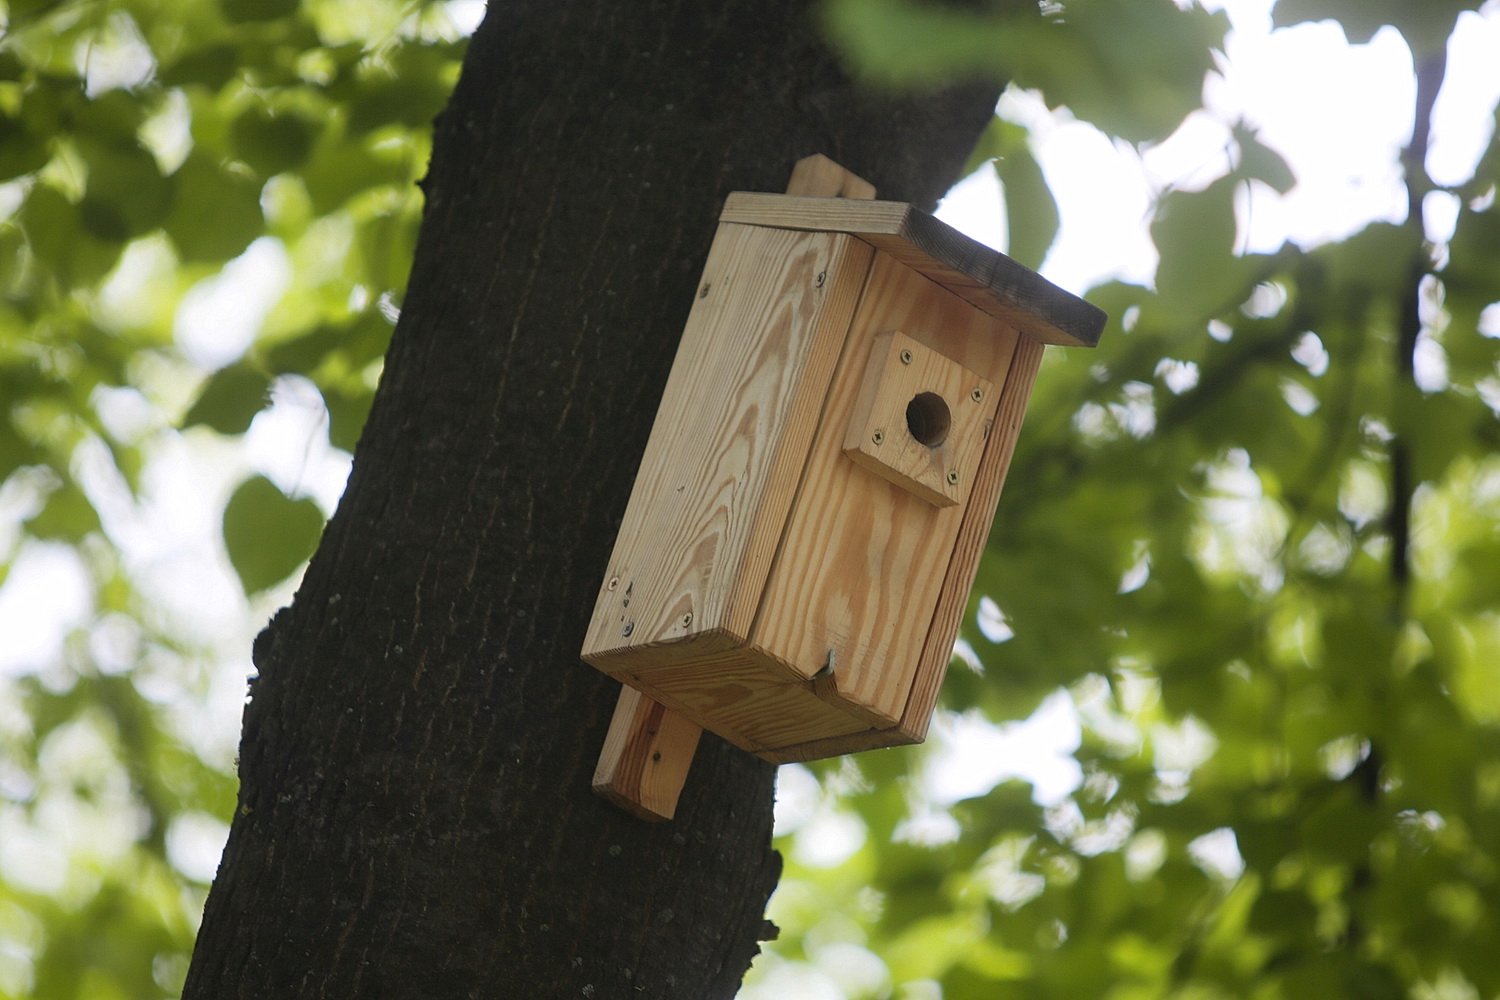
top-left (720, 192), bottom-right (1106, 348)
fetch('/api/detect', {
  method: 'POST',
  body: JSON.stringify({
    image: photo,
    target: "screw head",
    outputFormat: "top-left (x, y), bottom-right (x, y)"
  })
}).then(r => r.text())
top-left (621, 621), bottom-right (635, 637)
top-left (872, 429), bottom-right (885, 445)
top-left (970, 387), bottom-right (983, 403)
top-left (899, 349), bottom-right (913, 365)
top-left (947, 469), bottom-right (960, 485)
top-left (607, 576), bottom-right (619, 591)
top-left (681, 612), bottom-right (693, 628)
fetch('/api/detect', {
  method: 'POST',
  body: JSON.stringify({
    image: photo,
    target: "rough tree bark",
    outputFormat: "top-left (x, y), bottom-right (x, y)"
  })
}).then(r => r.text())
top-left (184, 2), bottom-right (1002, 996)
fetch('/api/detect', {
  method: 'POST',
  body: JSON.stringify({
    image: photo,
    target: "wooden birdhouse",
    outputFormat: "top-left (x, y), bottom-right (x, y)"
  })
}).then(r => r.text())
top-left (581, 156), bottom-right (1105, 820)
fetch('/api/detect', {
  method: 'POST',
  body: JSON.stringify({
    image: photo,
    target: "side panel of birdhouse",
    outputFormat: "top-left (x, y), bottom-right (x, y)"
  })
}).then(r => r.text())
top-left (582, 224), bottom-right (873, 681)
top-left (748, 251), bottom-right (1021, 728)
top-left (760, 334), bottom-right (1045, 763)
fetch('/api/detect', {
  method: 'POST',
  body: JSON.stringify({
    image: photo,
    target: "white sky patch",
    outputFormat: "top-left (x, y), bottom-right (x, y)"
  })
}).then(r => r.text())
top-left (924, 691), bottom-right (1083, 806)
top-left (166, 811), bottom-right (230, 883)
top-left (1430, 9), bottom-right (1500, 187)
top-left (245, 376), bottom-right (353, 513)
top-left (0, 543), bottom-right (92, 677)
top-left (1188, 826), bottom-right (1246, 881)
top-left (76, 10), bottom-right (155, 97)
top-left (443, 0), bottom-right (487, 36)
top-left (976, 595), bottom-right (1013, 643)
top-left (1207, 21), bottom-right (1414, 251)
top-left (174, 237), bottom-right (291, 370)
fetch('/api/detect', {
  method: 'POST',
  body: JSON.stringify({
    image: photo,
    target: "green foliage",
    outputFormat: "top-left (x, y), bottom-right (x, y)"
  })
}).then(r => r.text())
top-left (222, 475), bottom-right (325, 593)
top-left (0, 0), bottom-right (468, 993)
top-left (749, 2), bottom-right (1500, 998)
top-left (823, 0), bottom-right (1230, 142)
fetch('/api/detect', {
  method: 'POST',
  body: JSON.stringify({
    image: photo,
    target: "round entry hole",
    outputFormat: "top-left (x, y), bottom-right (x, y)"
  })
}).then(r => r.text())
top-left (906, 392), bottom-right (951, 447)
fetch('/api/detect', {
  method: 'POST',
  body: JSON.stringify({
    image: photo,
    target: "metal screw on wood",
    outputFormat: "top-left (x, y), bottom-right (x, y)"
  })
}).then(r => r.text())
top-left (621, 621), bottom-right (634, 637)
top-left (970, 387), bottom-right (983, 403)
top-left (681, 612), bottom-right (693, 628)
top-left (947, 469), bottom-right (959, 485)
top-left (872, 429), bottom-right (885, 445)
top-left (607, 576), bottom-right (619, 591)
top-left (899, 349), bottom-right (913, 364)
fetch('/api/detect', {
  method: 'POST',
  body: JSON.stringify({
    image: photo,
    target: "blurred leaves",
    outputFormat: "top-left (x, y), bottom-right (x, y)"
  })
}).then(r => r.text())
top-left (0, 0), bottom-right (467, 993)
top-left (752, 4), bottom-right (1500, 999)
top-left (823, 0), bottom-right (1229, 142)
top-left (222, 475), bottom-right (324, 593)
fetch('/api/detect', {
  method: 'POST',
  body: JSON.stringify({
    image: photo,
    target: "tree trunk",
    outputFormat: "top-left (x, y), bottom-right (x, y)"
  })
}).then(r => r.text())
top-left (184, 3), bottom-right (999, 996)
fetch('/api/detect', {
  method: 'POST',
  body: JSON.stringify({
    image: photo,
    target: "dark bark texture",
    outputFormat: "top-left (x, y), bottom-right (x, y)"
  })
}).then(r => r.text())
top-left (185, 3), bottom-right (1000, 997)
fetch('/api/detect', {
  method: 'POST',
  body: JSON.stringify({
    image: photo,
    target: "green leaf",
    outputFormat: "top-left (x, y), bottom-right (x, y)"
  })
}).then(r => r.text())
top-left (18, 184), bottom-right (124, 288)
top-left (230, 106), bottom-right (318, 178)
top-left (222, 475), bottom-right (324, 593)
top-left (159, 44), bottom-right (243, 88)
top-left (0, 109), bottom-right (53, 180)
top-left (220, 0), bottom-right (300, 25)
top-left (322, 381), bottom-right (374, 452)
top-left (164, 152), bottom-right (265, 262)
top-left (1150, 177), bottom-right (1252, 318)
top-left (27, 478), bottom-right (101, 540)
top-left (1234, 122), bottom-right (1296, 195)
top-left (183, 363), bottom-right (272, 434)
top-left (76, 134), bottom-right (174, 241)
top-left (970, 117), bottom-right (1059, 270)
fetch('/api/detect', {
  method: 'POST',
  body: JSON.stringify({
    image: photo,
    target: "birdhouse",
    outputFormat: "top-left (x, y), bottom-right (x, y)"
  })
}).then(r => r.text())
top-left (582, 156), bottom-right (1104, 819)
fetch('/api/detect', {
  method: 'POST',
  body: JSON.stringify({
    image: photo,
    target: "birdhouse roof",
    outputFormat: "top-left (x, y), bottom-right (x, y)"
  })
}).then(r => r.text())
top-left (720, 193), bottom-right (1105, 348)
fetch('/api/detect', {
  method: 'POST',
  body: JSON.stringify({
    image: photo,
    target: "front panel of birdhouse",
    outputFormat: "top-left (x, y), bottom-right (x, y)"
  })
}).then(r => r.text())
top-left (580, 202), bottom-right (1050, 763)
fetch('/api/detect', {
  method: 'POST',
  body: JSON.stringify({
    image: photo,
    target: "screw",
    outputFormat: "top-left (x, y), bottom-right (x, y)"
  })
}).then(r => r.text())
top-left (815, 270), bottom-right (826, 288)
top-left (681, 612), bottom-right (693, 628)
top-left (872, 429), bottom-right (885, 445)
top-left (899, 349), bottom-right (913, 365)
top-left (607, 576), bottom-right (619, 591)
top-left (621, 621), bottom-right (635, 637)
top-left (947, 470), bottom-right (960, 485)
top-left (970, 387), bottom-right (983, 403)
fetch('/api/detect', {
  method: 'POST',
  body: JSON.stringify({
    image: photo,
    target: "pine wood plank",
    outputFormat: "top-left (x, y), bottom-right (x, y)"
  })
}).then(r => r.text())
top-left (787, 154), bottom-right (878, 199)
top-left (748, 251), bottom-right (1020, 727)
top-left (842, 330), bottom-right (994, 508)
top-left (758, 333), bottom-right (1045, 763)
top-left (719, 192), bottom-right (1105, 348)
top-left (622, 651), bottom-right (872, 754)
top-left (591, 685), bottom-right (703, 821)
top-left (581, 226), bottom-right (874, 677)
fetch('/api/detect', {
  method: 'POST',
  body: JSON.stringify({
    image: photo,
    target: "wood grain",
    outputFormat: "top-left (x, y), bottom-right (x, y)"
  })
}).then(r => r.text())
top-left (842, 330), bottom-right (994, 508)
top-left (582, 226), bottom-right (873, 677)
top-left (622, 651), bottom-right (872, 754)
top-left (592, 685), bottom-right (704, 821)
top-left (787, 154), bottom-right (878, 200)
top-left (759, 333), bottom-right (1045, 762)
top-left (749, 251), bottom-right (1020, 727)
top-left (720, 192), bottom-right (1105, 348)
